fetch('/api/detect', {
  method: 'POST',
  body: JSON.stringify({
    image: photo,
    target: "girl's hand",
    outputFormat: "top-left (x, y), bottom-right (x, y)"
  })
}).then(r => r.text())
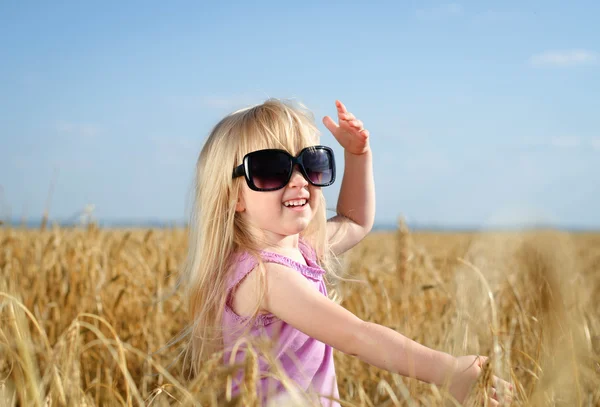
top-left (323, 100), bottom-right (370, 155)
top-left (448, 355), bottom-right (513, 405)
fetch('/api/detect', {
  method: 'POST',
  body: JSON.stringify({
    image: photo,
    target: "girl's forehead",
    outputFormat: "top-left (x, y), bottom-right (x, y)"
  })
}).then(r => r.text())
top-left (233, 104), bottom-right (320, 156)
top-left (240, 133), bottom-right (316, 156)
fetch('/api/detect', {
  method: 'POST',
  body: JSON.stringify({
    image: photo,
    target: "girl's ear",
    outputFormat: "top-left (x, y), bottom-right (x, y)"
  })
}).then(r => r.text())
top-left (235, 195), bottom-right (245, 212)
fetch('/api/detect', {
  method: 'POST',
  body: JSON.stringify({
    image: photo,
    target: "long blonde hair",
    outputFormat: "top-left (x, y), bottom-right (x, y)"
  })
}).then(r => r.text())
top-left (180, 98), bottom-right (340, 378)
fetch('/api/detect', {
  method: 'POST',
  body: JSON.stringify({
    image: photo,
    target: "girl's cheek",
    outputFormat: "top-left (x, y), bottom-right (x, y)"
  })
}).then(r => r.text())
top-left (310, 189), bottom-right (321, 209)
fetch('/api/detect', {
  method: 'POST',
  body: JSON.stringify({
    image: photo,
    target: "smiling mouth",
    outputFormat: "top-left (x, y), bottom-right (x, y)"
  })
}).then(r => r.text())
top-left (283, 199), bottom-right (307, 207)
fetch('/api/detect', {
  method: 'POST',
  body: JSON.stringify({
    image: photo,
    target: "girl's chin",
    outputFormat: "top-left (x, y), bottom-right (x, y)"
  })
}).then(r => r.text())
top-left (284, 218), bottom-right (312, 234)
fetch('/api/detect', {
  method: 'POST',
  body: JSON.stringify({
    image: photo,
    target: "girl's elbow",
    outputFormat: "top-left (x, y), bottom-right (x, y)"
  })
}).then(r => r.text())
top-left (363, 213), bottom-right (375, 235)
top-left (341, 320), bottom-right (369, 358)
top-left (359, 222), bottom-right (373, 240)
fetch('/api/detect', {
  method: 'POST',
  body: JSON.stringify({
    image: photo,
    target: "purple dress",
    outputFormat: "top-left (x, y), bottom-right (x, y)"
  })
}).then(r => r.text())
top-left (222, 239), bottom-right (340, 406)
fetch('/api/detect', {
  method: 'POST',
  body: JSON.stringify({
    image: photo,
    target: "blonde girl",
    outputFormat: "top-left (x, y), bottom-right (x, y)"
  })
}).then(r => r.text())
top-left (181, 98), bottom-right (512, 406)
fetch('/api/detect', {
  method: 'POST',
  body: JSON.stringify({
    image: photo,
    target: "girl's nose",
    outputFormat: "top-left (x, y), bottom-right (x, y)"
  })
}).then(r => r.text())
top-left (288, 166), bottom-right (308, 187)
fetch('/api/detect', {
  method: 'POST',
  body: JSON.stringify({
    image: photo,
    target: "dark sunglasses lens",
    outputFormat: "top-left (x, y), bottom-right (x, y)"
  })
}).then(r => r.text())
top-left (303, 149), bottom-right (333, 185)
top-left (248, 151), bottom-right (291, 190)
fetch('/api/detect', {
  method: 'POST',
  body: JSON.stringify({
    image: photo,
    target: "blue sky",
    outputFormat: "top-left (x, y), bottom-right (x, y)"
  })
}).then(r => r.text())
top-left (1, 1), bottom-right (599, 228)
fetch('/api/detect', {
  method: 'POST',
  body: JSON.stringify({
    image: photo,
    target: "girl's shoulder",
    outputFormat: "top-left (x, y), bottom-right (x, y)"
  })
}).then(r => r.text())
top-left (227, 238), bottom-right (323, 290)
top-left (262, 238), bottom-right (323, 279)
top-left (225, 250), bottom-right (259, 292)
top-left (223, 240), bottom-right (326, 326)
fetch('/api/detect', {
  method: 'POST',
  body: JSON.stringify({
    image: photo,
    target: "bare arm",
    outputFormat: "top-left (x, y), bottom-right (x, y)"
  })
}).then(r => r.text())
top-left (351, 321), bottom-right (457, 386)
top-left (241, 263), bottom-right (511, 404)
top-left (260, 262), bottom-right (455, 386)
top-left (323, 101), bottom-right (376, 255)
top-left (327, 149), bottom-right (375, 254)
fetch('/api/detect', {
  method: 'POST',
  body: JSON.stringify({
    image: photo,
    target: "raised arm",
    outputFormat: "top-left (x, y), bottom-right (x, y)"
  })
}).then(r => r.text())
top-left (323, 100), bottom-right (375, 255)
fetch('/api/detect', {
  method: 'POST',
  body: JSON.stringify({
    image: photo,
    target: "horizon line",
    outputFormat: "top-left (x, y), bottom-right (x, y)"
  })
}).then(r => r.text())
top-left (2, 217), bottom-right (599, 232)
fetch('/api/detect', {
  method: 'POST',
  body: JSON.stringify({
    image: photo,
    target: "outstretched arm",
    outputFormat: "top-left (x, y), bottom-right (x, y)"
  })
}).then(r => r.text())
top-left (323, 100), bottom-right (375, 255)
top-left (259, 262), bottom-right (512, 405)
top-left (261, 262), bottom-right (452, 383)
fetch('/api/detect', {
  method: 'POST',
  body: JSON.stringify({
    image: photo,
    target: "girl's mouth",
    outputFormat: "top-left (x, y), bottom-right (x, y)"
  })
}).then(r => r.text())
top-left (283, 199), bottom-right (308, 211)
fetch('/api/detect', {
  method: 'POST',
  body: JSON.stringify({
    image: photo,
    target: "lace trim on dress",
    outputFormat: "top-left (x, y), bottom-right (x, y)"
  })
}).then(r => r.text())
top-left (224, 305), bottom-right (278, 326)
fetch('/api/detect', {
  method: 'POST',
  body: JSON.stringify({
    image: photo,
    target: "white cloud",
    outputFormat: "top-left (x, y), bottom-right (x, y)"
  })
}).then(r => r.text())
top-left (529, 49), bottom-right (599, 67)
top-left (56, 121), bottom-right (100, 140)
top-left (549, 136), bottom-right (581, 148)
top-left (521, 135), bottom-right (545, 147)
top-left (520, 135), bottom-right (592, 150)
top-left (415, 3), bottom-right (463, 20)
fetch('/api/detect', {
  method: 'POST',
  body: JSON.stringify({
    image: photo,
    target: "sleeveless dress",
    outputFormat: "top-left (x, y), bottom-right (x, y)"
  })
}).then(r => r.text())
top-left (222, 239), bottom-right (340, 407)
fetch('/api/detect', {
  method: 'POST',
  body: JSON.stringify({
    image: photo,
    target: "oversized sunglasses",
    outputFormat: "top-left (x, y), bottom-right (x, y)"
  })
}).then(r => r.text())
top-left (232, 145), bottom-right (336, 191)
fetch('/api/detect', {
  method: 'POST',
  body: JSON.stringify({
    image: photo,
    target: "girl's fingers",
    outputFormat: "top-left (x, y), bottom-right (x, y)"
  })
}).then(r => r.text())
top-left (344, 119), bottom-right (367, 136)
top-left (336, 100), bottom-right (348, 114)
top-left (341, 112), bottom-right (355, 122)
top-left (491, 382), bottom-right (514, 404)
top-left (487, 398), bottom-right (499, 407)
top-left (333, 101), bottom-right (368, 140)
top-left (340, 116), bottom-right (362, 130)
top-left (493, 377), bottom-right (514, 396)
top-left (490, 387), bottom-right (498, 401)
top-left (476, 355), bottom-right (488, 367)
top-left (322, 116), bottom-right (339, 134)
top-left (352, 120), bottom-right (363, 129)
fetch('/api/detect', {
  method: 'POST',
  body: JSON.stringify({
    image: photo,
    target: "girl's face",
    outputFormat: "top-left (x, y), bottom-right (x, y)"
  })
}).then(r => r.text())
top-left (237, 165), bottom-right (320, 242)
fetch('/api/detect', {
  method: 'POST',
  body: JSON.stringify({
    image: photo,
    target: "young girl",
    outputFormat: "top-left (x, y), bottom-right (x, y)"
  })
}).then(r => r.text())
top-left (181, 99), bottom-right (512, 406)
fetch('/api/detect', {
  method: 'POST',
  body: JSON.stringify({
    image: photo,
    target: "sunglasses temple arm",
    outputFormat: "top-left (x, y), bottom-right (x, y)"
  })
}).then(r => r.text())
top-left (232, 164), bottom-right (245, 179)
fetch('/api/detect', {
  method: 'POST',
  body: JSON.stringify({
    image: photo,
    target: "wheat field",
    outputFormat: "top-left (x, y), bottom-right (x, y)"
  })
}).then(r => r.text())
top-left (1, 222), bottom-right (599, 406)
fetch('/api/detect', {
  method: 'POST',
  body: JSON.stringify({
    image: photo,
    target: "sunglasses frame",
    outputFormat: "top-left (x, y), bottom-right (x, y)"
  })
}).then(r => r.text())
top-left (232, 145), bottom-right (336, 192)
